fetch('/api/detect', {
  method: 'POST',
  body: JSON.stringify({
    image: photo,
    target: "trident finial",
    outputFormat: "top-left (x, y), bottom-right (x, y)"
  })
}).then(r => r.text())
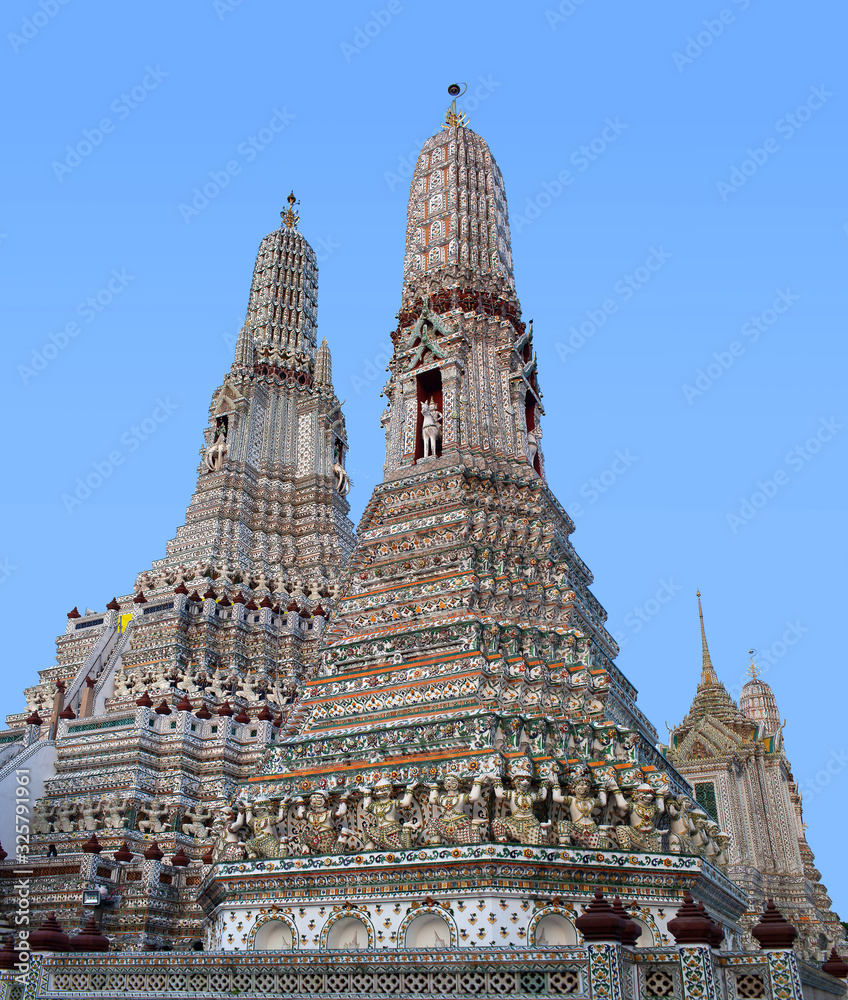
top-left (281, 191), bottom-right (299, 230)
top-left (443, 83), bottom-right (469, 129)
top-left (696, 591), bottom-right (719, 686)
top-left (747, 650), bottom-right (761, 680)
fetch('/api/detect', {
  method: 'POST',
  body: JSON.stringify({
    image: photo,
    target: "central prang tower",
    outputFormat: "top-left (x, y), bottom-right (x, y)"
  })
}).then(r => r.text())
top-left (259, 113), bottom-right (658, 776)
top-left (225, 105), bottom-right (747, 962)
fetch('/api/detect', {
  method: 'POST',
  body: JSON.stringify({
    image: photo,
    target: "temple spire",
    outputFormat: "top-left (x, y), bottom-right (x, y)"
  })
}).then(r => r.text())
top-left (281, 191), bottom-right (299, 230)
top-left (696, 591), bottom-right (719, 686)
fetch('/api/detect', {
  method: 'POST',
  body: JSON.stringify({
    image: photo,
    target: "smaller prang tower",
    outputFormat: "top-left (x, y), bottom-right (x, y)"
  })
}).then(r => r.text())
top-left (667, 593), bottom-right (846, 962)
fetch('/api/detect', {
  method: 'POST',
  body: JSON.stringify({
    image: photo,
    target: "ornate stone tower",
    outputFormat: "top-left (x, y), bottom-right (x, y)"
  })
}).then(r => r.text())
top-left (0, 201), bottom-right (356, 950)
top-left (259, 114), bottom-right (668, 797)
top-left (233, 106), bottom-right (751, 965)
top-left (137, 193), bottom-right (355, 598)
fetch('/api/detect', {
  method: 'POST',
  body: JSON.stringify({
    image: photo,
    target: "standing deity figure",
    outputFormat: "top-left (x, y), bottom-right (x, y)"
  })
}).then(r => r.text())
top-left (361, 779), bottom-right (419, 851)
top-left (553, 776), bottom-right (625, 849)
top-left (181, 803), bottom-right (214, 839)
top-left (332, 462), bottom-right (351, 496)
top-left (526, 426), bottom-right (542, 466)
top-left (666, 796), bottom-right (698, 854)
top-left (491, 769), bottom-right (549, 846)
top-left (423, 774), bottom-right (486, 845)
top-left (420, 398), bottom-right (442, 459)
top-left (102, 794), bottom-right (128, 830)
top-left (244, 799), bottom-right (287, 859)
top-left (713, 830), bottom-right (731, 867)
top-left (79, 799), bottom-right (101, 832)
top-left (615, 784), bottom-right (665, 853)
top-left (56, 799), bottom-right (77, 833)
top-left (138, 796), bottom-right (171, 835)
top-left (211, 801), bottom-right (247, 861)
top-left (204, 419), bottom-right (228, 473)
top-left (294, 790), bottom-right (348, 854)
top-left (32, 800), bottom-right (57, 836)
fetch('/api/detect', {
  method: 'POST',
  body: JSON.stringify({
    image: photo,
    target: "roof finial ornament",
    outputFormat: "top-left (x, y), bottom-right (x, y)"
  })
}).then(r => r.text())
top-left (696, 590), bottom-right (719, 686)
top-left (747, 650), bottom-right (761, 680)
top-left (281, 191), bottom-right (299, 230)
top-left (443, 83), bottom-right (469, 129)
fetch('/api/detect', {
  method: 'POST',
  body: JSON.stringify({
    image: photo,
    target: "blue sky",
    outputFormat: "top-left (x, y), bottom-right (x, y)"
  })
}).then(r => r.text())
top-left (1, 1), bottom-right (845, 912)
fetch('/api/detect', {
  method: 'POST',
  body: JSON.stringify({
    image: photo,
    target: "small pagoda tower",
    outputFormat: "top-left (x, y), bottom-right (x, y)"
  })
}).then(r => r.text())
top-left (667, 594), bottom-right (846, 961)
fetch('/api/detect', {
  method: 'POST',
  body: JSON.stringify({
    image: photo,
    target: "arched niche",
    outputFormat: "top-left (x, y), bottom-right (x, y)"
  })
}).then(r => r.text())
top-left (327, 916), bottom-right (369, 950)
top-left (631, 917), bottom-right (654, 947)
top-left (253, 918), bottom-right (294, 951)
top-left (533, 913), bottom-right (578, 947)
top-left (405, 913), bottom-right (453, 949)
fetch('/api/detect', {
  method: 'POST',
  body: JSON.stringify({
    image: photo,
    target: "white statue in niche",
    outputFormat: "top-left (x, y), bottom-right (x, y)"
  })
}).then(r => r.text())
top-left (527, 425), bottom-right (542, 466)
top-left (333, 462), bottom-right (350, 495)
top-left (204, 420), bottom-right (228, 472)
top-left (421, 398), bottom-right (442, 459)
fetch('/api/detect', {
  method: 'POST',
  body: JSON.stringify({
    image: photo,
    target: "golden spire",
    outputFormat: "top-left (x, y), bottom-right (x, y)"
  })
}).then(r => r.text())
top-left (281, 191), bottom-right (299, 230)
top-left (696, 591), bottom-right (719, 686)
top-left (747, 653), bottom-right (761, 680)
top-left (443, 82), bottom-right (469, 129)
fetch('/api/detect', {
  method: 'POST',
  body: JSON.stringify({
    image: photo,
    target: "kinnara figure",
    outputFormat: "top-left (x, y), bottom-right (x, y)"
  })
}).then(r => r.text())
top-left (491, 771), bottom-right (549, 846)
top-left (244, 798), bottom-right (287, 859)
top-left (615, 783), bottom-right (665, 853)
top-left (552, 776), bottom-right (625, 849)
top-left (423, 774), bottom-right (485, 845)
top-left (420, 398), bottom-right (442, 459)
top-left (211, 801), bottom-right (247, 862)
top-left (666, 795), bottom-right (698, 855)
top-left (361, 779), bottom-right (419, 851)
top-left (294, 790), bottom-right (349, 854)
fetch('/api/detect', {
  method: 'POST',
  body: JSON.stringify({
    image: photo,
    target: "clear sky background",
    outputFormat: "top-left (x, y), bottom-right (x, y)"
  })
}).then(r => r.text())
top-left (1, 1), bottom-right (845, 912)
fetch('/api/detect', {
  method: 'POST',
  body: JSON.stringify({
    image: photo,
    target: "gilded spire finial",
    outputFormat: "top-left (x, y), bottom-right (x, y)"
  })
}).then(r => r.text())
top-left (747, 650), bottom-right (761, 680)
top-left (443, 82), bottom-right (469, 129)
top-left (696, 591), bottom-right (719, 686)
top-left (281, 191), bottom-right (299, 230)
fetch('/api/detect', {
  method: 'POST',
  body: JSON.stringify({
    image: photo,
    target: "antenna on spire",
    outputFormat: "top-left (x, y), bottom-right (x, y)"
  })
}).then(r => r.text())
top-left (281, 191), bottom-right (300, 230)
top-left (747, 650), bottom-right (761, 680)
top-left (696, 590), bottom-right (719, 686)
top-left (443, 83), bottom-right (469, 129)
